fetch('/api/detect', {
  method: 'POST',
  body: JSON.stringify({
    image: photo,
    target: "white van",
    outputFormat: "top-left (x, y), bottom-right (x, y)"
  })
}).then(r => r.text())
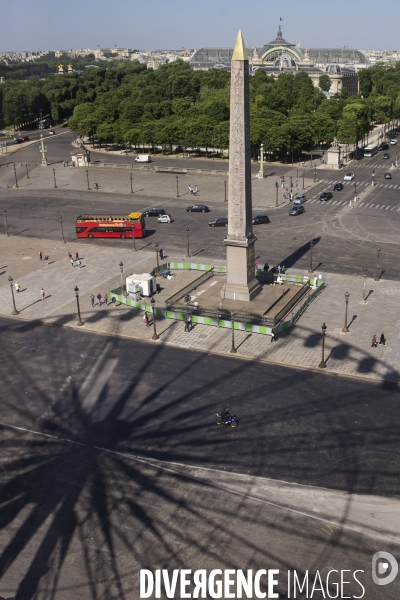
top-left (134, 154), bottom-right (152, 163)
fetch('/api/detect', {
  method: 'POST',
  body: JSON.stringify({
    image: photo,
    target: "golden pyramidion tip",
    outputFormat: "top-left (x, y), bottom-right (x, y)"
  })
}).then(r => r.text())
top-left (232, 30), bottom-right (248, 61)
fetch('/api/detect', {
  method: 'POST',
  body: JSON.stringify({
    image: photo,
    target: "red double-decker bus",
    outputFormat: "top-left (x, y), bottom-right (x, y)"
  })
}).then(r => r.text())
top-left (76, 212), bottom-right (146, 239)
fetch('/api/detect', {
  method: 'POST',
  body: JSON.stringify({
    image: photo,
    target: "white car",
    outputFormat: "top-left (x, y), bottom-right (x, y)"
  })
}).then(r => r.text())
top-left (158, 214), bottom-right (172, 223)
top-left (390, 139), bottom-right (397, 145)
top-left (343, 173), bottom-right (355, 181)
top-left (48, 130), bottom-right (55, 135)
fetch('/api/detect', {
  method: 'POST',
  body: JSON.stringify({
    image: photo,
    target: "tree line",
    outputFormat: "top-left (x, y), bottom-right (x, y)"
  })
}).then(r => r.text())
top-left (1, 56), bottom-right (400, 159)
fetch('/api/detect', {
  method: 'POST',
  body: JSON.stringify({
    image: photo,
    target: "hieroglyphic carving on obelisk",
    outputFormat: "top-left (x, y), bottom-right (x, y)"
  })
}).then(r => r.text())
top-left (222, 31), bottom-right (261, 302)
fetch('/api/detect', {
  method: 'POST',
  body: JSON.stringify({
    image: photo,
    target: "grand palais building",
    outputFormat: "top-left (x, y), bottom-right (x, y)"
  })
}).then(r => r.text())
top-left (190, 26), bottom-right (367, 96)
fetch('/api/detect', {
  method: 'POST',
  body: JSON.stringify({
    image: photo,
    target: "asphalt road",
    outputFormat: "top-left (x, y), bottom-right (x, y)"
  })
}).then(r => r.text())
top-left (1, 317), bottom-right (399, 496)
top-left (1, 319), bottom-right (400, 599)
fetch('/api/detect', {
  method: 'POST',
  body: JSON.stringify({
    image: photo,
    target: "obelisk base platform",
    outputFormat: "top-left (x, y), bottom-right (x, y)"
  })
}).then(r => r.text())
top-left (222, 238), bottom-right (262, 302)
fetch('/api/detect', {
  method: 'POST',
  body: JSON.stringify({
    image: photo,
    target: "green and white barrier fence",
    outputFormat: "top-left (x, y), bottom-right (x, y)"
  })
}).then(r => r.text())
top-left (109, 263), bottom-right (324, 337)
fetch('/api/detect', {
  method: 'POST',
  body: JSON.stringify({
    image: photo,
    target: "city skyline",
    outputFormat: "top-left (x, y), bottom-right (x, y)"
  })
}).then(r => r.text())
top-left (1, 0), bottom-right (399, 53)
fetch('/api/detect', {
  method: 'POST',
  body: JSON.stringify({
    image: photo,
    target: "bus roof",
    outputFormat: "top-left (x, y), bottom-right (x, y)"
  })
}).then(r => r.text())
top-left (77, 212), bottom-right (143, 221)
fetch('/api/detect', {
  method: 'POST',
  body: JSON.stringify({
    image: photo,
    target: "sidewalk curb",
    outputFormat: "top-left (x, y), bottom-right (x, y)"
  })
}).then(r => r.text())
top-left (3, 311), bottom-right (397, 387)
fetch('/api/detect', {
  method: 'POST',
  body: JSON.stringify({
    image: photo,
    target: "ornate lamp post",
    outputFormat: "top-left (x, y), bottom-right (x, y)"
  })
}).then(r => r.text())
top-left (314, 165), bottom-right (317, 183)
top-left (53, 167), bottom-right (57, 189)
top-left (374, 247), bottom-right (381, 281)
top-left (151, 297), bottom-right (159, 340)
top-left (60, 215), bottom-right (65, 243)
top-left (25, 164), bottom-right (30, 179)
top-left (354, 181), bottom-right (357, 202)
top-left (230, 312), bottom-right (237, 354)
top-left (318, 322), bottom-right (327, 368)
top-left (131, 221), bottom-right (137, 252)
top-left (155, 243), bottom-right (160, 275)
top-left (224, 179), bottom-right (227, 202)
top-left (290, 175), bottom-right (293, 197)
top-left (342, 292), bottom-right (350, 333)
top-left (176, 175), bottom-right (179, 198)
top-left (130, 172), bottom-right (133, 193)
top-left (74, 286), bottom-right (84, 326)
top-left (86, 169), bottom-right (90, 191)
top-left (8, 276), bottom-right (20, 315)
top-left (302, 169), bottom-right (305, 190)
top-left (119, 261), bottom-right (124, 294)
top-left (362, 266), bottom-right (367, 303)
top-left (275, 181), bottom-right (279, 207)
top-left (13, 164), bottom-right (19, 188)
top-left (186, 227), bottom-right (191, 259)
top-left (4, 209), bottom-right (9, 236)
top-left (308, 240), bottom-right (314, 273)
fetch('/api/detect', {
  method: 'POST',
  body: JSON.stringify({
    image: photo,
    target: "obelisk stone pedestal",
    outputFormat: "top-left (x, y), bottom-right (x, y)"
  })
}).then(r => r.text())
top-left (222, 31), bottom-right (261, 302)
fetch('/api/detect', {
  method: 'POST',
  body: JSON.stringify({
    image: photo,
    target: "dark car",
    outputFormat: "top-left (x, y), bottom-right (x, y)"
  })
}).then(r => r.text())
top-left (252, 214), bottom-right (270, 225)
top-left (143, 207), bottom-right (166, 217)
top-left (13, 138), bottom-right (23, 144)
top-left (289, 205), bottom-right (305, 216)
top-left (384, 172), bottom-right (392, 179)
top-left (319, 191), bottom-right (333, 201)
top-left (333, 182), bottom-right (344, 191)
top-left (378, 143), bottom-right (389, 151)
top-left (383, 153), bottom-right (390, 159)
top-left (186, 204), bottom-right (210, 213)
top-left (209, 217), bottom-right (228, 227)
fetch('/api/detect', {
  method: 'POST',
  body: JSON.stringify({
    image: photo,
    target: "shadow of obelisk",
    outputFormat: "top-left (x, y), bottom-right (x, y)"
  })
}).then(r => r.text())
top-left (222, 30), bottom-right (262, 302)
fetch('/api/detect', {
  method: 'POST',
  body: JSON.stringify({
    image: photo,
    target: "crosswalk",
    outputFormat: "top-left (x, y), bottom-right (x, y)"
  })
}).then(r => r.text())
top-left (306, 178), bottom-right (400, 212)
top-left (322, 179), bottom-right (400, 190)
top-left (306, 197), bottom-right (400, 211)
top-left (353, 162), bottom-right (397, 170)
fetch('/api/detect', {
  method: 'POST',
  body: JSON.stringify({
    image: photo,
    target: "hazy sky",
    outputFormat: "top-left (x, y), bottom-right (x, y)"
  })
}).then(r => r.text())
top-left (2, 0), bottom-right (398, 52)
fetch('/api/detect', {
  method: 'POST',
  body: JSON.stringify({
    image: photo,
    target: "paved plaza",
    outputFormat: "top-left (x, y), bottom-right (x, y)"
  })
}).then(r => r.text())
top-left (1, 232), bottom-right (399, 382)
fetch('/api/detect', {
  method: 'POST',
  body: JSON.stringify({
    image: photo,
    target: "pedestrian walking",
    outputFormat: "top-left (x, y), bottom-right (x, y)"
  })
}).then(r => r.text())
top-left (104, 293), bottom-right (108, 306)
top-left (97, 292), bottom-right (102, 306)
top-left (44, 255), bottom-right (49, 265)
top-left (90, 293), bottom-right (95, 307)
top-left (63, 160), bottom-right (65, 167)
top-left (143, 312), bottom-right (149, 327)
top-left (159, 248), bottom-right (164, 260)
top-left (39, 250), bottom-right (43, 261)
top-left (194, 185), bottom-right (198, 195)
top-left (371, 335), bottom-right (378, 348)
top-left (77, 260), bottom-right (82, 269)
top-left (379, 333), bottom-right (386, 346)
top-left (188, 185), bottom-right (193, 194)
top-left (68, 252), bottom-right (72, 261)
top-left (15, 282), bottom-right (20, 293)
top-left (187, 315), bottom-right (192, 332)
top-left (66, 160), bottom-right (68, 167)
top-left (75, 251), bottom-right (79, 260)
top-left (40, 288), bottom-right (45, 301)
top-left (70, 258), bottom-right (74, 267)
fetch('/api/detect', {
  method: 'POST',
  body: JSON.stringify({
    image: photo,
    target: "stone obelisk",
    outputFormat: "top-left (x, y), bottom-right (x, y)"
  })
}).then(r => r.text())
top-left (222, 31), bottom-right (262, 302)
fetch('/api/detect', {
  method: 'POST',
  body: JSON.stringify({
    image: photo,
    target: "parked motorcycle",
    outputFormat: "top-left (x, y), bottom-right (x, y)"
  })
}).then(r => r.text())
top-left (216, 408), bottom-right (238, 428)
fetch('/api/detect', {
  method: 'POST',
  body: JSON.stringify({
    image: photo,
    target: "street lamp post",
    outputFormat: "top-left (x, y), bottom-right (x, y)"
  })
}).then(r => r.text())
top-left (53, 167), bottom-right (57, 189)
top-left (4, 209), bottom-right (9, 237)
top-left (60, 215), bottom-right (65, 243)
top-left (74, 286), bottom-right (84, 326)
top-left (290, 176), bottom-right (293, 197)
top-left (186, 228), bottom-right (191, 258)
top-left (13, 164), bottom-right (19, 188)
top-left (230, 312), bottom-right (237, 354)
top-left (8, 276), bottom-right (20, 315)
top-left (308, 240), bottom-right (314, 273)
top-left (374, 247), bottom-right (381, 281)
top-left (119, 261), bottom-right (124, 294)
top-left (314, 165), bottom-right (317, 183)
top-left (132, 222), bottom-right (137, 252)
top-left (130, 172), bottom-right (133, 193)
top-left (302, 169), bottom-right (305, 190)
top-left (342, 292), bottom-right (350, 333)
top-left (176, 175), bottom-right (180, 198)
top-left (318, 322), bottom-right (327, 368)
top-left (354, 182), bottom-right (357, 202)
top-left (275, 181), bottom-right (279, 207)
top-left (362, 266), bottom-right (367, 303)
top-left (224, 179), bottom-right (227, 202)
top-left (155, 243), bottom-right (160, 275)
top-left (25, 164), bottom-right (30, 179)
top-left (86, 169), bottom-right (90, 191)
top-left (372, 169), bottom-right (375, 186)
top-left (150, 297), bottom-right (159, 340)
